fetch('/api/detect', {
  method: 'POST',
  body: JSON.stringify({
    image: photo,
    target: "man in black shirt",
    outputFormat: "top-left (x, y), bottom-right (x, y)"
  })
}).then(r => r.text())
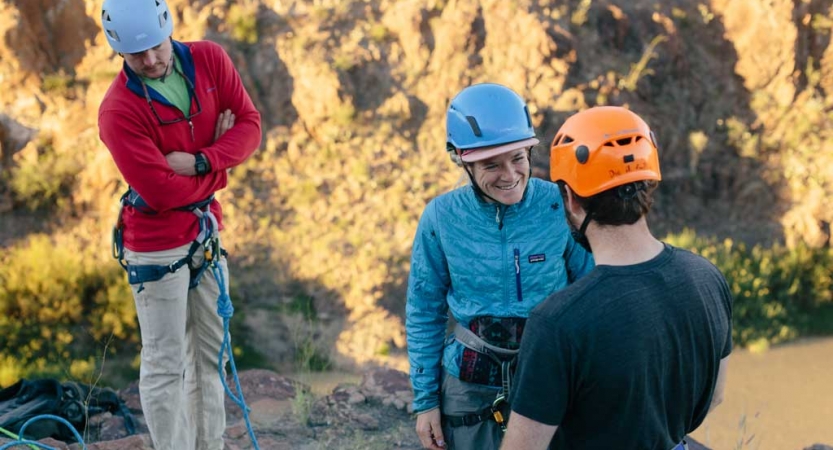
top-left (501, 107), bottom-right (732, 450)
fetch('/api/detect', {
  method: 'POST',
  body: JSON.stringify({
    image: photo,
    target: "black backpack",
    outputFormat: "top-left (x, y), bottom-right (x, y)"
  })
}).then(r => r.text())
top-left (0, 379), bottom-right (135, 442)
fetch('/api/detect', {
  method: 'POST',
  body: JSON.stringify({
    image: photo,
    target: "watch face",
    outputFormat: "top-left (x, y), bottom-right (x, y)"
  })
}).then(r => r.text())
top-left (195, 154), bottom-right (207, 174)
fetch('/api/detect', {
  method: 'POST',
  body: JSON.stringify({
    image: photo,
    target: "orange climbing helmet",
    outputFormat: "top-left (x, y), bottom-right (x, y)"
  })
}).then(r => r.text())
top-left (550, 106), bottom-right (661, 197)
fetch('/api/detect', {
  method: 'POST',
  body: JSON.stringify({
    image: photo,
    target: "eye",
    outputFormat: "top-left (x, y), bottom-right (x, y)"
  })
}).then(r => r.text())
top-left (483, 163), bottom-right (499, 171)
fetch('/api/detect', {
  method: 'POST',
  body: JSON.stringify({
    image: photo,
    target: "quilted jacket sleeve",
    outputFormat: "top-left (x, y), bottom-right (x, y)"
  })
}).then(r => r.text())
top-left (406, 200), bottom-right (451, 413)
top-left (563, 233), bottom-right (595, 283)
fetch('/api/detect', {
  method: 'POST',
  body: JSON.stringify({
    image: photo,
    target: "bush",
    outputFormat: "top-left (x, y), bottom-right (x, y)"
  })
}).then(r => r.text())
top-left (665, 229), bottom-right (833, 348)
top-left (8, 137), bottom-right (81, 211)
top-left (228, 4), bottom-right (258, 45)
top-left (0, 235), bottom-right (138, 387)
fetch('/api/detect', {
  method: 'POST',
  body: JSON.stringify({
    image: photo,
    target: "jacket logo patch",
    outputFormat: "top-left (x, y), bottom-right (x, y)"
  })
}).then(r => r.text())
top-left (528, 254), bottom-right (546, 263)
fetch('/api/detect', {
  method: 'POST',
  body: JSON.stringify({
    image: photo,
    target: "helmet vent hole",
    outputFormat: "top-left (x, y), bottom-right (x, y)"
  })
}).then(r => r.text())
top-left (465, 116), bottom-right (483, 137)
top-left (562, 135), bottom-right (574, 145)
top-left (623, 154), bottom-right (635, 163)
top-left (616, 137), bottom-right (632, 146)
top-left (603, 141), bottom-right (614, 147)
top-left (159, 10), bottom-right (168, 28)
top-left (102, 11), bottom-right (110, 22)
top-left (106, 29), bottom-right (120, 41)
top-left (524, 106), bottom-right (532, 128)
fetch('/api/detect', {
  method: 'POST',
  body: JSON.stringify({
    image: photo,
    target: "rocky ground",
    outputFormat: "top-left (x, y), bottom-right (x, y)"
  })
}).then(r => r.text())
top-left (0, 368), bottom-right (418, 450)
top-left (2, 367), bottom-right (831, 450)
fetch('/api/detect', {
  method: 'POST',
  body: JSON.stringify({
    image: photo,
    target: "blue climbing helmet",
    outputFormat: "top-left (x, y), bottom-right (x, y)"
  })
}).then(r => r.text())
top-left (101, 0), bottom-right (174, 54)
top-left (446, 83), bottom-right (539, 163)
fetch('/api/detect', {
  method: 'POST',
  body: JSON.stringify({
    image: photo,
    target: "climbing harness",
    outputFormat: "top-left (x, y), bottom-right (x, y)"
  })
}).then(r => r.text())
top-left (455, 320), bottom-right (521, 391)
top-left (112, 188), bottom-right (219, 293)
top-left (0, 415), bottom-right (86, 450)
top-left (442, 394), bottom-right (510, 432)
top-left (111, 188), bottom-right (260, 449)
top-left (444, 320), bottom-right (523, 431)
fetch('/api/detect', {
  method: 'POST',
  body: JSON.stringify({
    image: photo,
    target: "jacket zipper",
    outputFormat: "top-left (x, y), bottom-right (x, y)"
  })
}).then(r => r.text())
top-left (188, 119), bottom-right (195, 142)
top-left (514, 248), bottom-right (523, 302)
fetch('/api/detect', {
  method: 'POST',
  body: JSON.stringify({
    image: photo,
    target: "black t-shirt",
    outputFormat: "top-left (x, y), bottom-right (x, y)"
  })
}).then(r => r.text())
top-left (510, 244), bottom-right (733, 450)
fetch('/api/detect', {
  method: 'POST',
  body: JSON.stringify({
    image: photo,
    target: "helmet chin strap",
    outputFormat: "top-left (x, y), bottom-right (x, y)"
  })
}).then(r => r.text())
top-left (569, 208), bottom-right (593, 253)
top-left (158, 53), bottom-right (174, 83)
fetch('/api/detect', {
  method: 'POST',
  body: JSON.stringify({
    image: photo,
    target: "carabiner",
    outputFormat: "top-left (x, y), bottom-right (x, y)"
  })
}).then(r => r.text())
top-left (491, 394), bottom-right (507, 431)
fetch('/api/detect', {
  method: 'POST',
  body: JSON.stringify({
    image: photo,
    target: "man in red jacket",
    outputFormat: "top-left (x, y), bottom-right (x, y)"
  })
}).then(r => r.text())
top-left (98, 1), bottom-right (261, 449)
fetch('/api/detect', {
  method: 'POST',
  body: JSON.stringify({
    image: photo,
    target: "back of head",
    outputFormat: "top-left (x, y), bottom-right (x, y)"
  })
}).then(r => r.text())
top-left (446, 83), bottom-right (539, 164)
top-left (101, 0), bottom-right (174, 54)
top-left (550, 106), bottom-right (662, 225)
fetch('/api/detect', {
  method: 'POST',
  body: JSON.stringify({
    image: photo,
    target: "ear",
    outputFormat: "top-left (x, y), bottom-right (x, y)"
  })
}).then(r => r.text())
top-left (563, 185), bottom-right (584, 217)
top-left (563, 184), bottom-right (576, 211)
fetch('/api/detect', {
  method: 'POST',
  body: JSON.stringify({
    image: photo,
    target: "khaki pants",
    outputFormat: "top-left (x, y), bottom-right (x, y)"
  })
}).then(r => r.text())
top-left (125, 243), bottom-right (229, 450)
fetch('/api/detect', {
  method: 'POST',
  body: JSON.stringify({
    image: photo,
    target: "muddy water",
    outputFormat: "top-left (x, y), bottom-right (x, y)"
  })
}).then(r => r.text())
top-left (690, 337), bottom-right (833, 450)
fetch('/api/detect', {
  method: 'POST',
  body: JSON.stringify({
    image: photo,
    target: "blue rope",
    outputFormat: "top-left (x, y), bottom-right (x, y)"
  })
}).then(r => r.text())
top-left (212, 261), bottom-right (260, 450)
top-left (0, 415), bottom-right (86, 450)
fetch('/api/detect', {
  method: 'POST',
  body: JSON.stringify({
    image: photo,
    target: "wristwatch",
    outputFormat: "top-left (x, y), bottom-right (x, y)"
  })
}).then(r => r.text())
top-left (194, 152), bottom-right (211, 175)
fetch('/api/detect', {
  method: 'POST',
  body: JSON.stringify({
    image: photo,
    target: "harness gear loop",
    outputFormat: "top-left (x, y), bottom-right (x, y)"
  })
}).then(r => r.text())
top-left (111, 203), bottom-right (127, 269)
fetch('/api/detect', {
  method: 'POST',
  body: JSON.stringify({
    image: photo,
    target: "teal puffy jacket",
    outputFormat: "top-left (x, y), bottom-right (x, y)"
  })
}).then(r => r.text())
top-left (406, 178), bottom-right (594, 412)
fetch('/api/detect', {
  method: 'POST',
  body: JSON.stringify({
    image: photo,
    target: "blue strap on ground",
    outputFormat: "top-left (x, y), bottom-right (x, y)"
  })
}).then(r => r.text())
top-left (0, 415), bottom-right (87, 450)
top-left (212, 262), bottom-right (260, 450)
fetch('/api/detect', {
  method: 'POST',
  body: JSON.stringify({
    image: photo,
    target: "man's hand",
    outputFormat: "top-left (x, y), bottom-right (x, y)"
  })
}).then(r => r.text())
top-left (166, 110), bottom-right (236, 176)
top-left (416, 408), bottom-right (445, 449)
top-left (215, 109), bottom-right (235, 141)
top-left (166, 152), bottom-right (197, 176)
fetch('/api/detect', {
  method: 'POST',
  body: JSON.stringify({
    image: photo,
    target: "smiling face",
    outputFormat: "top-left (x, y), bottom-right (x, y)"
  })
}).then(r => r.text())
top-left (122, 38), bottom-right (173, 79)
top-left (469, 148), bottom-right (531, 205)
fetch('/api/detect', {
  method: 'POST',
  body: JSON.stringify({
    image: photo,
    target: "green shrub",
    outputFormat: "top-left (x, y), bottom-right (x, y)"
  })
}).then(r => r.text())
top-left (9, 137), bottom-right (81, 211)
top-left (665, 229), bottom-right (833, 348)
top-left (41, 71), bottom-right (75, 97)
top-left (228, 4), bottom-right (258, 45)
top-left (0, 235), bottom-right (138, 387)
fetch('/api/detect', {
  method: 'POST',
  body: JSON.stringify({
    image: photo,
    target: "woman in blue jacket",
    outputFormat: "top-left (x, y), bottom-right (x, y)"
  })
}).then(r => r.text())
top-left (407, 83), bottom-right (594, 450)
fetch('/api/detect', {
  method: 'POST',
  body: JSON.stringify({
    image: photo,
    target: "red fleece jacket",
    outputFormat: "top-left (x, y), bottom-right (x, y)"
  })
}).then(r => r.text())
top-left (99, 40), bottom-right (261, 252)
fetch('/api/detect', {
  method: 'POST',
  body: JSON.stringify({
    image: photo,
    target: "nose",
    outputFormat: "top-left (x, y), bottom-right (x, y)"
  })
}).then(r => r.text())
top-left (496, 162), bottom-right (517, 179)
top-left (141, 51), bottom-right (157, 67)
